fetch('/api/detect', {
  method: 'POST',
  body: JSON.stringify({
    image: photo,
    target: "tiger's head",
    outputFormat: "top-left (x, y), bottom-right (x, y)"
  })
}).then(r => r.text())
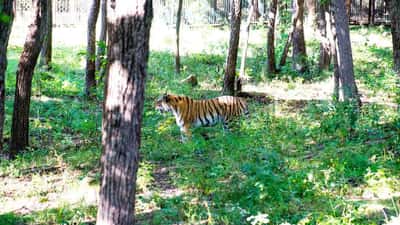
top-left (155, 93), bottom-right (180, 113)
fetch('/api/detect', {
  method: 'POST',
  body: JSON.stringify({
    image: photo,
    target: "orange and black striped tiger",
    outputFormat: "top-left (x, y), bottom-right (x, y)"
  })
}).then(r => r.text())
top-left (155, 93), bottom-right (249, 140)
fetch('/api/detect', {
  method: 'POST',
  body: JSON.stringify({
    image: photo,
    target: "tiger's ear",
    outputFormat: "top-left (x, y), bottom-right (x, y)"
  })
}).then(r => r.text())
top-left (163, 93), bottom-right (170, 102)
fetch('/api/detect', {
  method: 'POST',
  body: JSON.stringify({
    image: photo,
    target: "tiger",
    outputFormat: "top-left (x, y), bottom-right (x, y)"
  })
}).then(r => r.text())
top-left (155, 93), bottom-right (249, 141)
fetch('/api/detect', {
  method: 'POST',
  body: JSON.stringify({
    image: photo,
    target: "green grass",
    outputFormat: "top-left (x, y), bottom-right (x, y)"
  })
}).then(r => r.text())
top-left (1, 26), bottom-right (399, 225)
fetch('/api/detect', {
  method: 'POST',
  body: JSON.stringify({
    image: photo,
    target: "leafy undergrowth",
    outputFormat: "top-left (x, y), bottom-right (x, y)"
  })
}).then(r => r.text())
top-left (1, 27), bottom-right (399, 225)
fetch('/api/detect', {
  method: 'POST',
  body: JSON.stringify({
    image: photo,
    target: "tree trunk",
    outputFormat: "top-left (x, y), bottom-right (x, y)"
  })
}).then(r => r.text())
top-left (223, 0), bottom-right (241, 96)
top-left (252, 0), bottom-right (261, 21)
top-left (279, 6), bottom-right (299, 68)
top-left (238, 4), bottom-right (254, 92)
top-left (317, 1), bottom-right (330, 70)
top-left (39, 0), bottom-right (52, 69)
top-left (368, 0), bottom-right (375, 25)
top-left (332, 0), bottom-right (361, 107)
top-left (328, 8), bottom-right (340, 101)
top-left (95, 0), bottom-right (107, 82)
top-left (266, 0), bottom-right (278, 74)
top-left (85, 0), bottom-right (100, 97)
top-left (345, 0), bottom-right (351, 16)
top-left (10, 0), bottom-right (47, 158)
top-left (175, 0), bottom-right (183, 74)
top-left (306, 0), bottom-right (316, 27)
top-left (388, 0), bottom-right (400, 73)
top-left (0, 0), bottom-right (15, 153)
top-left (96, 0), bottom-right (153, 224)
top-left (292, 0), bottom-right (308, 73)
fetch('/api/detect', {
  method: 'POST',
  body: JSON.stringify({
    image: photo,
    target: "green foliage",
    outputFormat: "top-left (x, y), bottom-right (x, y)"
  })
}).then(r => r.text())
top-left (1, 26), bottom-right (399, 225)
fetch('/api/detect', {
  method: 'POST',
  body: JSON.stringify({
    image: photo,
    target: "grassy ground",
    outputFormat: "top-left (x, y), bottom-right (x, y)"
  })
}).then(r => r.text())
top-left (0, 26), bottom-right (399, 225)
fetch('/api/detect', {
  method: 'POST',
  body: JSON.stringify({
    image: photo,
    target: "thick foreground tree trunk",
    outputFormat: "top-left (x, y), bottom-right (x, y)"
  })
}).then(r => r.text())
top-left (266, 0), bottom-right (278, 74)
top-left (40, 0), bottom-right (52, 69)
top-left (85, 0), bottom-right (100, 97)
top-left (10, 0), bottom-right (47, 157)
top-left (223, 0), bottom-right (241, 96)
top-left (95, 0), bottom-right (107, 82)
top-left (0, 0), bottom-right (15, 153)
top-left (292, 0), bottom-right (308, 73)
top-left (175, 0), bottom-right (183, 74)
top-left (96, 0), bottom-right (153, 224)
top-left (388, 0), bottom-right (400, 73)
top-left (332, 0), bottom-right (361, 107)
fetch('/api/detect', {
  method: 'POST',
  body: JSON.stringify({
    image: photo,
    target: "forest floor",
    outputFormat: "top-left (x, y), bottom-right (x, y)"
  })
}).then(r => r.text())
top-left (1, 25), bottom-right (399, 225)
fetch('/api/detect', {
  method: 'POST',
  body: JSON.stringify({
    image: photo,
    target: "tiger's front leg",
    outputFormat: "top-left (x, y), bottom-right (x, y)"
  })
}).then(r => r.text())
top-left (180, 123), bottom-right (192, 142)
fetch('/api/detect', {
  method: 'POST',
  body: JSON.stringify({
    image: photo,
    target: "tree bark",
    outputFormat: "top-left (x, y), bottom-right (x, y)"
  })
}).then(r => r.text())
top-left (85, 0), bottom-right (100, 97)
top-left (0, 0), bottom-right (15, 153)
top-left (368, 0), bottom-right (375, 25)
top-left (96, 0), bottom-right (153, 224)
top-left (223, 0), bottom-right (241, 96)
top-left (95, 0), bottom-right (107, 82)
top-left (328, 8), bottom-right (340, 101)
top-left (332, 0), bottom-right (361, 107)
top-left (175, 0), bottom-right (183, 74)
top-left (238, 4), bottom-right (254, 92)
top-left (266, 0), bottom-right (278, 74)
top-left (306, 0), bottom-right (316, 27)
top-left (39, 0), bottom-right (52, 69)
top-left (292, 0), bottom-right (308, 73)
top-left (252, 0), bottom-right (261, 21)
top-left (279, 6), bottom-right (299, 68)
top-left (317, 1), bottom-right (330, 70)
top-left (388, 0), bottom-right (400, 73)
top-left (10, 0), bottom-right (47, 157)
top-left (345, 0), bottom-right (351, 17)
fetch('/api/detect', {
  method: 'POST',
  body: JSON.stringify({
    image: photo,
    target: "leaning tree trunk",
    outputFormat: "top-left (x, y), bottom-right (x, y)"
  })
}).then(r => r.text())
top-left (279, 5), bottom-right (299, 67)
top-left (10, 0), bottom-right (47, 158)
top-left (317, 1), bottom-right (330, 70)
top-left (388, 0), bottom-right (400, 73)
top-left (175, 0), bottom-right (183, 74)
top-left (292, 0), bottom-right (308, 73)
top-left (223, 0), bottom-right (241, 96)
top-left (39, 0), bottom-right (52, 69)
top-left (266, 0), bottom-right (278, 74)
top-left (95, 0), bottom-right (107, 82)
top-left (238, 3), bottom-right (254, 92)
top-left (85, 0), bottom-right (100, 97)
top-left (0, 0), bottom-right (15, 153)
top-left (96, 0), bottom-right (153, 224)
top-left (332, 0), bottom-right (361, 107)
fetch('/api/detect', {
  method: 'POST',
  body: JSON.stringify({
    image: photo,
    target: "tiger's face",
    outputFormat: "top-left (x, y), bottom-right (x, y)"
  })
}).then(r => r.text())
top-left (155, 94), bottom-right (180, 113)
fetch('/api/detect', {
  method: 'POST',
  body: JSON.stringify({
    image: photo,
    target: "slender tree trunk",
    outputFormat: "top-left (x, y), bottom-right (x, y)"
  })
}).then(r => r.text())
top-left (332, 0), bottom-right (361, 107)
top-left (345, 0), bottom-right (351, 17)
top-left (279, 7), bottom-right (299, 67)
top-left (328, 8), bottom-right (340, 101)
top-left (252, 0), bottom-right (261, 21)
top-left (95, 0), bottom-right (107, 82)
top-left (388, 0), bottom-right (400, 73)
top-left (266, 0), bottom-right (278, 74)
top-left (10, 0), bottom-right (47, 157)
top-left (96, 0), bottom-right (153, 224)
top-left (223, 0), bottom-right (241, 96)
top-left (85, 0), bottom-right (100, 97)
top-left (175, 0), bottom-right (183, 74)
top-left (368, 0), bottom-right (375, 25)
top-left (292, 0), bottom-right (308, 73)
top-left (317, 1), bottom-right (330, 70)
top-left (0, 0), bottom-right (15, 153)
top-left (306, 0), bottom-right (316, 27)
top-left (238, 4), bottom-right (254, 92)
top-left (39, 0), bottom-right (52, 69)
